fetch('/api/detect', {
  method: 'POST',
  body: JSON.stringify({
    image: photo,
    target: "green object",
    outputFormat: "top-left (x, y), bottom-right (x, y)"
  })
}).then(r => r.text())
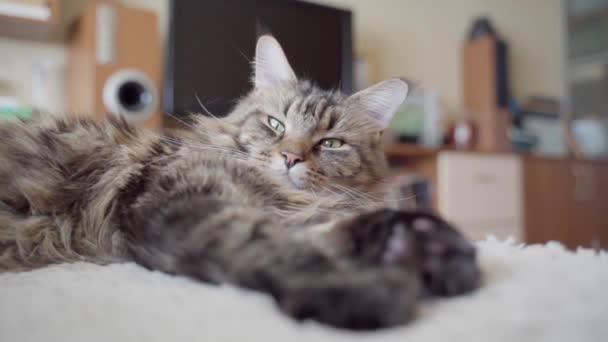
top-left (0, 108), bottom-right (33, 121)
top-left (391, 107), bottom-right (424, 137)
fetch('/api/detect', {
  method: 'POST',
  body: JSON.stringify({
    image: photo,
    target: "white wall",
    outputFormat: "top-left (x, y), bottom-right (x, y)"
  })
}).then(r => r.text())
top-left (0, 0), bottom-right (563, 115)
top-left (0, 38), bottom-right (66, 112)
top-left (313, 0), bottom-right (564, 114)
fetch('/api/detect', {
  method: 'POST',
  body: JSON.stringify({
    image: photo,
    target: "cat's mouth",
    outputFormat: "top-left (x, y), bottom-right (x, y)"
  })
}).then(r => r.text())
top-left (284, 171), bottom-right (307, 190)
top-left (268, 157), bottom-right (311, 191)
top-left (276, 167), bottom-right (309, 190)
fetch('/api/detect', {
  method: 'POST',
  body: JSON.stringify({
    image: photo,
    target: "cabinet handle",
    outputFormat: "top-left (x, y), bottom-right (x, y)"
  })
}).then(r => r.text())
top-left (473, 173), bottom-right (496, 184)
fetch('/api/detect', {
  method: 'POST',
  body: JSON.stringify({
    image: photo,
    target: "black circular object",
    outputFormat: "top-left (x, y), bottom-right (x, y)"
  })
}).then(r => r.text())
top-left (117, 81), bottom-right (152, 113)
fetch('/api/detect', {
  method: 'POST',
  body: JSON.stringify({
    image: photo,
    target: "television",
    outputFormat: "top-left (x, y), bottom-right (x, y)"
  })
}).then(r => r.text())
top-left (164, 0), bottom-right (353, 117)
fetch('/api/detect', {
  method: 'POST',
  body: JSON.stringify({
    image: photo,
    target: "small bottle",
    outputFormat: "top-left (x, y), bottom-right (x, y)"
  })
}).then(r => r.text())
top-left (446, 115), bottom-right (478, 150)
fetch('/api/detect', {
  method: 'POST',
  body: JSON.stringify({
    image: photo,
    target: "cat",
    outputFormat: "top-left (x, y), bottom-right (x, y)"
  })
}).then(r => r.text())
top-left (0, 35), bottom-right (479, 330)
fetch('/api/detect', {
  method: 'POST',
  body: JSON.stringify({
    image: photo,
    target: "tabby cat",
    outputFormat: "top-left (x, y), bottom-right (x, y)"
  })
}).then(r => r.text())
top-left (0, 36), bottom-right (479, 330)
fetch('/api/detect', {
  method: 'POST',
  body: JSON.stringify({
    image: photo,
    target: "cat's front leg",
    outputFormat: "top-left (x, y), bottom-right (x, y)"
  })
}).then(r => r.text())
top-left (275, 267), bottom-right (419, 330)
top-left (329, 209), bottom-right (481, 296)
top-left (120, 195), bottom-right (420, 330)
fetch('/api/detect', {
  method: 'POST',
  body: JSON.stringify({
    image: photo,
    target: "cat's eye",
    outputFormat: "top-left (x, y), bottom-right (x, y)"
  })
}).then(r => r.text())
top-left (320, 138), bottom-right (344, 149)
top-left (267, 116), bottom-right (285, 133)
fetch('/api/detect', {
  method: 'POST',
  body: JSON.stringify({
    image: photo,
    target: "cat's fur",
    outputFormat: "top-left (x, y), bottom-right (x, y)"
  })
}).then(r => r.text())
top-left (0, 36), bottom-right (479, 330)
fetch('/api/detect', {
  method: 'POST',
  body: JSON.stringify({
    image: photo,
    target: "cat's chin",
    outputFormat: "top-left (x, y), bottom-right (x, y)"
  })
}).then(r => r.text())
top-left (276, 171), bottom-right (311, 191)
top-left (284, 174), bottom-right (307, 190)
top-left (271, 164), bottom-right (309, 190)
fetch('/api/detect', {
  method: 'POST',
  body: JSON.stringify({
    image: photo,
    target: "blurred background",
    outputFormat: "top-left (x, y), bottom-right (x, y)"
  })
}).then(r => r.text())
top-left (0, 0), bottom-right (606, 249)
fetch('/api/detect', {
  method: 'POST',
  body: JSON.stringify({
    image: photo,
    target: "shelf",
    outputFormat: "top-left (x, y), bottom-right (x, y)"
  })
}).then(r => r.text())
top-left (0, 0), bottom-right (92, 42)
top-left (0, 1), bottom-right (52, 21)
top-left (384, 143), bottom-right (438, 159)
top-left (570, 50), bottom-right (608, 67)
top-left (568, 3), bottom-right (608, 25)
top-left (0, 0), bottom-right (54, 41)
top-left (384, 143), bottom-right (520, 159)
top-left (384, 143), bottom-right (515, 159)
top-left (385, 143), bottom-right (608, 164)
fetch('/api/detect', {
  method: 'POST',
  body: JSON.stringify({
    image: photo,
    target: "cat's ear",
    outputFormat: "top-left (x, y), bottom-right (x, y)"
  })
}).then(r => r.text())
top-left (254, 35), bottom-right (297, 89)
top-left (345, 79), bottom-right (409, 130)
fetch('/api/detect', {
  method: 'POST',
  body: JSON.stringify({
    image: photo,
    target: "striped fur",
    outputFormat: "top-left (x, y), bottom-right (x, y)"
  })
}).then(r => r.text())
top-left (0, 36), bottom-right (478, 330)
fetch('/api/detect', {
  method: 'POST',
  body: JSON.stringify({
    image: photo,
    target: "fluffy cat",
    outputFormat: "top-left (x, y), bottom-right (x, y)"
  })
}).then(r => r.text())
top-left (0, 36), bottom-right (479, 330)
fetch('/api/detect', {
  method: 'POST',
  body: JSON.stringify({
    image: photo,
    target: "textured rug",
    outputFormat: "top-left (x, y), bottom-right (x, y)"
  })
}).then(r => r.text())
top-left (1, 238), bottom-right (607, 342)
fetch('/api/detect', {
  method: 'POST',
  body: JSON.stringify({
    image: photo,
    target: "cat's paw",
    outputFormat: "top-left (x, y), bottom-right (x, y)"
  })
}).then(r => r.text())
top-left (342, 209), bottom-right (420, 266)
top-left (277, 269), bottom-right (419, 330)
top-left (409, 213), bottom-right (480, 296)
top-left (346, 209), bottom-right (480, 297)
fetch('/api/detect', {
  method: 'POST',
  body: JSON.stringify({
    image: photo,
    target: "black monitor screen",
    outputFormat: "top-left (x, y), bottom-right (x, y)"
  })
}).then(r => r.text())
top-left (165, 0), bottom-right (353, 116)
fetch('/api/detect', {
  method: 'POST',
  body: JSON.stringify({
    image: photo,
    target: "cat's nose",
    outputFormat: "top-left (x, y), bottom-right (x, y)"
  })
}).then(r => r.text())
top-left (281, 152), bottom-right (304, 169)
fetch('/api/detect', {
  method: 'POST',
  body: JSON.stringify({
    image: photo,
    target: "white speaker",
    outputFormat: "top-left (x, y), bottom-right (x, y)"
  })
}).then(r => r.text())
top-left (67, 1), bottom-right (162, 129)
top-left (102, 69), bottom-right (158, 123)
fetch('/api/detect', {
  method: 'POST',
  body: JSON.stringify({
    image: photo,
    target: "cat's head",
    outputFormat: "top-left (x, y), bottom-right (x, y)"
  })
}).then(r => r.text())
top-left (225, 36), bottom-right (408, 196)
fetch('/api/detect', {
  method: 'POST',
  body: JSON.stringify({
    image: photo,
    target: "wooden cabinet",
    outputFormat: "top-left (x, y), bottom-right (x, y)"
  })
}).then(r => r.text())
top-left (437, 152), bottom-right (523, 241)
top-left (523, 158), bottom-right (572, 246)
top-left (568, 162), bottom-right (607, 249)
top-left (66, 1), bottom-right (163, 129)
top-left (387, 143), bottom-right (608, 249)
top-left (521, 157), bottom-right (608, 249)
top-left (0, 0), bottom-right (92, 42)
top-left (388, 147), bottom-right (524, 242)
top-left (463, 35), bottom-right (510, 153)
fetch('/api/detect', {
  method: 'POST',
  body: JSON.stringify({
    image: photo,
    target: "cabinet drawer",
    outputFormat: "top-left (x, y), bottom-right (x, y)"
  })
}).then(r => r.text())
top-left (437, 152), bottom-right (523, 223)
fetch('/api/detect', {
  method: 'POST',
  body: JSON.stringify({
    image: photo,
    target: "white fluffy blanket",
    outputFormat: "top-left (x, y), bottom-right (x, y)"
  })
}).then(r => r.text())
top-left (1, 238), bottom-right (607, 342)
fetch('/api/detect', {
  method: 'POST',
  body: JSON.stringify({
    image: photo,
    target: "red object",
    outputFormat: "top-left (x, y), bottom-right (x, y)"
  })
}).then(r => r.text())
top-left (446, 118), bottom-right (478, 150)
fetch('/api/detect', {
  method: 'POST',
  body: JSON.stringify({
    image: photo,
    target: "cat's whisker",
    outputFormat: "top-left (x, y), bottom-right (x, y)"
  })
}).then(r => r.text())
top-left (304, 171), bottom-right (367, 205)
top-left (147, 136), bottom-right (252, 165)
top-left (232, 44), bottom-right (253, 64)
top-left (318, 184), bottom-right (367, 208)
top-left (346, 180), bottom-right (424, 203)
top-left (156, 135), bottom-right (262, 162)
top-left (194, 93), bottom-right (222, 121)
top-left (331, 183), bottom-right (382, 204)
top-left (280, 201), bottom-right (339, 217)
top-left (331, 185), bottom-right (380, 209)
top-left (158, 136), bottom-right (246, 157)
top-left (164, 111), bottom-right (199, 131)
top-left (157, 138), bottom-right (253, 163)
top-left (304, 169), bottom-right (378, 207)
top-left (385, 193), bottom-right (420, 203)
top-left (337, 182), bottom-right (422, 204)
top-left (327, 179), bottom-right (414, 204)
